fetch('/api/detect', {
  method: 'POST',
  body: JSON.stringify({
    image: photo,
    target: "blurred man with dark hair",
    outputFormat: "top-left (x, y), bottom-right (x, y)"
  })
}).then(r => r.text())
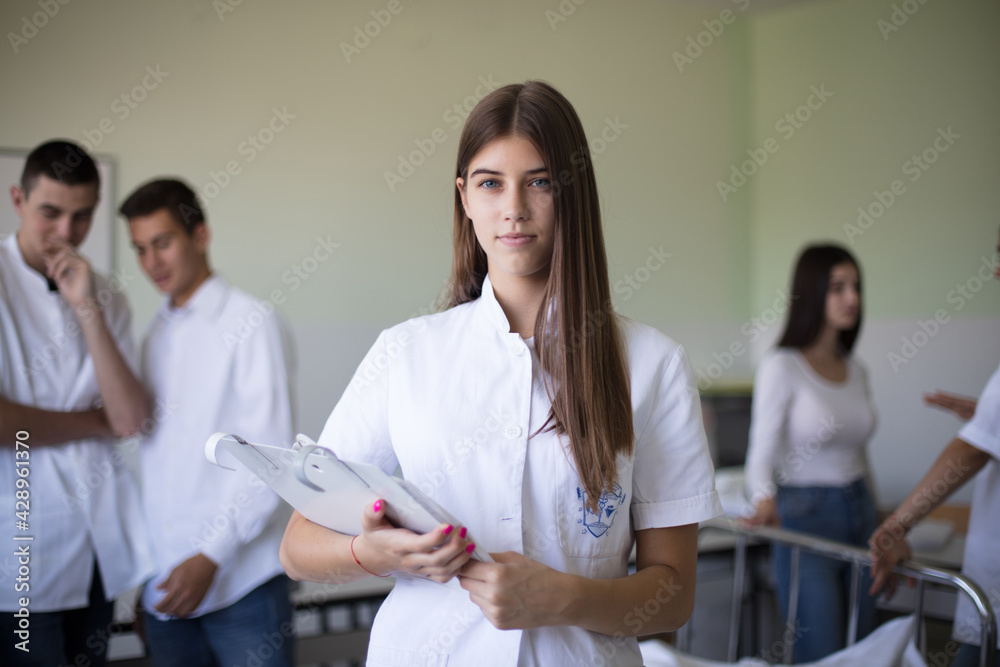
top-left (121, 178), bottom-right (295, 666)
top-left (0, 140), bottom-right (153, 666)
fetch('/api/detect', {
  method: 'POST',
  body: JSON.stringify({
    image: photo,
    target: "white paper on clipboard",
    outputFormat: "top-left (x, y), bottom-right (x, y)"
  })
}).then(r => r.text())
top-left (204, 432), bottom-right (493, 565)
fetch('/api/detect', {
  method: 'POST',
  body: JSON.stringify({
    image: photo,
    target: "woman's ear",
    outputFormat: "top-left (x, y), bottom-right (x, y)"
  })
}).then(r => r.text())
top-left (456, 177), bottom-right (470, 218)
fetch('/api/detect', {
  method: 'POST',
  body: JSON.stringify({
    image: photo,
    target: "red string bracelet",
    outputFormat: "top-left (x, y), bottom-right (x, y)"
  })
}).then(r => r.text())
top-left (351, 535), bottom-right (390, 577)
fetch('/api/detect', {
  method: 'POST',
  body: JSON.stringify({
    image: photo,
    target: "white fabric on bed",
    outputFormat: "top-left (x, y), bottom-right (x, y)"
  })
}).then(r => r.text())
top-left (639, 615), bottom-right (926, 667)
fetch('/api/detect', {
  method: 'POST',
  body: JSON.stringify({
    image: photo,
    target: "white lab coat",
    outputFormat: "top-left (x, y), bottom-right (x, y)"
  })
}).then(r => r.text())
top-left (0, 235), bottom-right (153, 612)
top-left (954, 362), bottom-right (1000, 648)
top-left (139, 275), bottom-right (294, 618)
top-left (319, 276), bottom-right (722, 666)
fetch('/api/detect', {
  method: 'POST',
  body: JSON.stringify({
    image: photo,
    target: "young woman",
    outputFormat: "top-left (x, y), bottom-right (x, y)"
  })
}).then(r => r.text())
top-left (279, 81), bottom-right (721, 665)
top-left (744, 244), bottom-right (878, 662)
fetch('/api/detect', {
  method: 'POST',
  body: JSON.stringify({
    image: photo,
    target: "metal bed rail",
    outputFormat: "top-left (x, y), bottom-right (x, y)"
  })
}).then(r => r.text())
top-left (692, 516), bottom-right (997, 667)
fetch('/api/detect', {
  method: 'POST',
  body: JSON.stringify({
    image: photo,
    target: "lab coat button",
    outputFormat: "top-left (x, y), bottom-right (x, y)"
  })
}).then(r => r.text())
top-left (510, 343), bottom-right (525, 355)
top-left (505, 425), bottom-right (521, 439)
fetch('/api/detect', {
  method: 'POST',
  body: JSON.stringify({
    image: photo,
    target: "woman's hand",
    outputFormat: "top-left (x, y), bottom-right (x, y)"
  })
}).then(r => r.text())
top-left (455, 527), bottom-right (698, 636)
top-left (923, 391), bottom-right (977, 421)
top-left (458, 552), bottom-right (574, 630)
top-left (745, 497), bottom-right (779, 527)
top-left (352, 500), bottom-right (474, 583)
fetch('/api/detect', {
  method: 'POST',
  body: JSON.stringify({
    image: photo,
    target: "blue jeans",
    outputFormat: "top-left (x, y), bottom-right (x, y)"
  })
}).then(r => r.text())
top-left (143, 574), bottom-right (294, 667)
top-left (771, 479), bottom-right (878, 663)
top-left (952, 642), bottom-right (1000, 667)
top-left (0, 562), bottom-right (113, 667)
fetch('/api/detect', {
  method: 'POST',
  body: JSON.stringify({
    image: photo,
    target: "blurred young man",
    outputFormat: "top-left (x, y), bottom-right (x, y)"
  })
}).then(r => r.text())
top-left (121, 179), bottom-right (295, 666)
top-left (0, 140), bottom-right (152, 666)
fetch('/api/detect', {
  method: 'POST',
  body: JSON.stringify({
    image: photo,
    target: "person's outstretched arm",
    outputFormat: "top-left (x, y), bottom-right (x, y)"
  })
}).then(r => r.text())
top-left (923, 390), bottom-right (977, 421)
top-left (868, 437), bottom-right (991, 594)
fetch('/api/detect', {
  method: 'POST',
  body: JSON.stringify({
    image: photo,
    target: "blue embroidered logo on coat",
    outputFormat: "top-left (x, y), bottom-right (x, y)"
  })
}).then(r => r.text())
top-left (576, 484), bottom-right (626, 538)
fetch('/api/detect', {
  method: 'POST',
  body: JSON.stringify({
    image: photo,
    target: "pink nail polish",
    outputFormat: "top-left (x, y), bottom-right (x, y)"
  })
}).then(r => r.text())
top-left (466, 543), bottom-right (475, 554)
top-left (443, 524), bottom-right (454, 536)
top-left (373, 500), bottom-right (382, 513)
top-left (459, 527), bottom-right (467, 539)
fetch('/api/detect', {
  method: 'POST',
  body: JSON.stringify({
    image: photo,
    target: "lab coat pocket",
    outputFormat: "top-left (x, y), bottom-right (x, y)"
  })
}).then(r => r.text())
top-left (366, 643), bottom-right (449, 666)
top-left (556, 463), bottom-right (631, 560)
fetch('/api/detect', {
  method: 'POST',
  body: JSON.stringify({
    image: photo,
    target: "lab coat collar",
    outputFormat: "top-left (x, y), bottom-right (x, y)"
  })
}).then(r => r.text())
top-left (1, 233), bottom-right (56, 294)
top-left (477, 274), bottom-right (515, 334)
top-left (476, 274), bottom-right (554, 339)
top-left (157, 274), bottom-right (229, 324)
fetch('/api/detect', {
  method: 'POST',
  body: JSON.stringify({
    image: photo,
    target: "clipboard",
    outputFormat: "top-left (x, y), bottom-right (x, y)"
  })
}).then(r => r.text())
top-left (205, 432), bottom-right (493, 565)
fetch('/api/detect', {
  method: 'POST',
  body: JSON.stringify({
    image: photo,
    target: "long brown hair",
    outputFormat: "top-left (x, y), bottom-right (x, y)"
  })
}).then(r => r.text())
top-left (448, 81), bottom-right (633, 510)
top-left (777, 244), bottom-right (863, 354)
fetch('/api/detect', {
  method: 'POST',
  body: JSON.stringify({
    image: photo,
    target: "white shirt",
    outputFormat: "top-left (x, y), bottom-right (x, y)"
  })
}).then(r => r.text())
top-left (744, 348), bottom-right (876, 503)
top-left (318, 276), bottom-right (722, 667)
top-left (0, 234), bottom-right (153, 612)
top-left (953, 362), bottom-right (1000, 648)
top-left (139, 276), bottom-right (294, 618)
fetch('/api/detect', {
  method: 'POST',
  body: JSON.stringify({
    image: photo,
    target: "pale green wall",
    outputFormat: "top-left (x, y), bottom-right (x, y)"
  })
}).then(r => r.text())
top-left (746, 0), bottom-right (1000, 504)
top-left (748, 0), bottom-right (1000, 318)
top-left (0, 0), bottom-right (749, 336)
top-left (5, 0), bottom-right (995, 358)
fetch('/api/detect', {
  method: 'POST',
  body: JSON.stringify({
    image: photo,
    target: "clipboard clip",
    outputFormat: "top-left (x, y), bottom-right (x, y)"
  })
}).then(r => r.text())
top-left (293, 435), bottom-right (372, 494)
top-left (206, 432), bottom-right (242, 470)
top-left (205, 432), bottom-right (273, 471)
top-left (293, 444), bottom-right (331, 492)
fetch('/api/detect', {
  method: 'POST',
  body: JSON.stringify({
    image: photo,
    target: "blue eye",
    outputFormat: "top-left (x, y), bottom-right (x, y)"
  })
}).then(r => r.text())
top-left (530, 178), bottom-right (551, 188)
top-left (478, 179), bottom-right (499, 189)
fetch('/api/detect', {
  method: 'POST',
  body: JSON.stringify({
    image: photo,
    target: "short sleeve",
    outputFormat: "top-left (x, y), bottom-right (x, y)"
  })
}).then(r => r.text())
top-left (317, 330), bottom-right (398, 474)
top-left (958, 363), bottom-right (1000, 460)
top-left (744, 352), bottom-right (793, 503)
top-left (631, 344), bottom-right (722, 530)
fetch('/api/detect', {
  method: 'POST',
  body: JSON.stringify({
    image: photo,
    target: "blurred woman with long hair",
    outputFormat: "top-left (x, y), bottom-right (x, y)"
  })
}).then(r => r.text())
top-left (745, 244), bottom-right (878, 662)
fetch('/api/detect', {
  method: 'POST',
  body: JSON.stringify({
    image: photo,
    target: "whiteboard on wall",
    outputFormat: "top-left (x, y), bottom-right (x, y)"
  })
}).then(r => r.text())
top-left (0, 148), bottom-right (116, 275)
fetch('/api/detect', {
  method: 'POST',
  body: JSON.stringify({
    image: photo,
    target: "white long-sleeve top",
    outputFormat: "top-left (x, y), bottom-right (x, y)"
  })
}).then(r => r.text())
top-left (0, 235), bottom-right (153, 612)
top-left (139, 275), bottom-right (294, 619)
top-left (318, 276), bottom-right (722, 667)
top-left (744, 348), bottom-right (876, 503)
